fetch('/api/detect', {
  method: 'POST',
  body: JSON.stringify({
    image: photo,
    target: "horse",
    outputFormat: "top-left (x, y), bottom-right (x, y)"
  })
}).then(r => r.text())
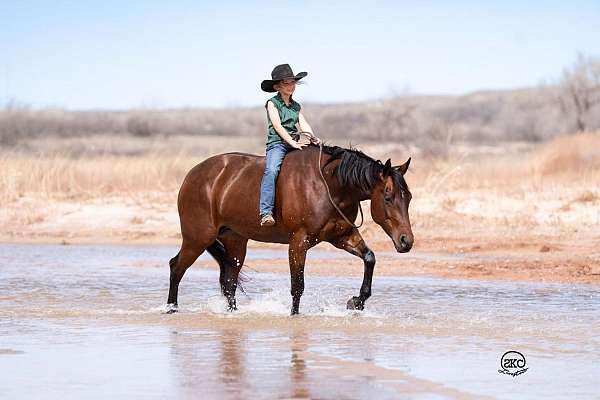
top-left (166, 143), bottom-right (413, 315)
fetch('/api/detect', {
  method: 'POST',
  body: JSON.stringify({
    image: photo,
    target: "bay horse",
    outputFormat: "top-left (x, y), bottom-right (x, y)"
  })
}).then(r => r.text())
top-left (166, 143), bottom-right (413, 315)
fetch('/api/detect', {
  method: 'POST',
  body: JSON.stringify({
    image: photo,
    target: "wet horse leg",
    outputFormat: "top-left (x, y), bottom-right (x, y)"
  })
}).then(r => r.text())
top-left (217, 232), bottom-right (248, 311)
top-left (166, 230), bottom-right (217, 313)
top-left (330, 228), bottom-right (375, 310)
top-left (288, 230), bottom-right (313, 315)
top-left (166, 241), bottom-right (202, 313)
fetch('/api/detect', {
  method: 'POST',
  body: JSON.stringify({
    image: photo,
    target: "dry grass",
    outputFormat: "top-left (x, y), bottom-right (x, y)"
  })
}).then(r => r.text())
top-left (2, 134), bottom-right (600, 205)
top-left (0, 152), bottom-right (196, 202)
top-left (530, 131), bottom-right (600, 176)
top-left (0, 134), bottom-right (265, 203)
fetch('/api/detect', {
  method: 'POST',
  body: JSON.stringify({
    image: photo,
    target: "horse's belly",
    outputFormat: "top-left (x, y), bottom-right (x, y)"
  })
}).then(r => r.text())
top-left (221, 223), bottom-right (291, 244)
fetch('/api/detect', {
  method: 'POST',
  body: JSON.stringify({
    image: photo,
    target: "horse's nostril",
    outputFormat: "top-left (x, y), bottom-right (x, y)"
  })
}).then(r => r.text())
top-left (398, 234), bottom-right (412, 252)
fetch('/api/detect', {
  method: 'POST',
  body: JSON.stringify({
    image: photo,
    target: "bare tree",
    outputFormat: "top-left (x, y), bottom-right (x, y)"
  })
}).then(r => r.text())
top-left (560, 53), bottom-right (600, 132)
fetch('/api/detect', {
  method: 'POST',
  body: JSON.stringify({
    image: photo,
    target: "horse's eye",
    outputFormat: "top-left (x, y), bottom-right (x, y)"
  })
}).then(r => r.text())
top-left (384, 194), bottom-right (393, 203)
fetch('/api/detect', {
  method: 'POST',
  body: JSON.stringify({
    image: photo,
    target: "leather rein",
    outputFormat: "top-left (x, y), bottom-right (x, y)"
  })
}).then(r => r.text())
top-left (297, 132), bottom-right (364, 229)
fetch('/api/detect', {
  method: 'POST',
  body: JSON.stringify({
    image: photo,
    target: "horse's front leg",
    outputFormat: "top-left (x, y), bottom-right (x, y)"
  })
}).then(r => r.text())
top-left (330, 228), bottom-right (375, 310)
top-left (288, 230), bottom-right (313, 315)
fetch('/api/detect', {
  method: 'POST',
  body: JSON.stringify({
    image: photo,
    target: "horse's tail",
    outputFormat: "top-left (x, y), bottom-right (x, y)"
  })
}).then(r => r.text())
top-left (206, 238), bottom-right (227, 267)
top-left (206, 239), bottom-right (248, 294)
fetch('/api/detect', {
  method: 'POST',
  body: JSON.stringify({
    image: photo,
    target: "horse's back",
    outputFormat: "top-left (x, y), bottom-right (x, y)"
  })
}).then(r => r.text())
top-left (181, 151), bottom-right (263, 187)
top-left (177, 146), bottom-right (327, 242)
top-left (182, 147), bottom-right (320, 186)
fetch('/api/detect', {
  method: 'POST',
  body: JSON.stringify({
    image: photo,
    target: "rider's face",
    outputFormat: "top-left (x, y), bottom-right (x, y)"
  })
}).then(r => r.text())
top-left (276, 79), bottom-right (296, 96)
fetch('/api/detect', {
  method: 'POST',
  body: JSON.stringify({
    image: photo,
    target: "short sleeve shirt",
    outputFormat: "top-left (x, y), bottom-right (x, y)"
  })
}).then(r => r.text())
top-left (265, 93), bottom-right (301, 146)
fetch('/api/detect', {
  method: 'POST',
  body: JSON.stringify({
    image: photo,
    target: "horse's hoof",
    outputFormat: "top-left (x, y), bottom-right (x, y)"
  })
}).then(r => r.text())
top-left (346, 297), bottom-right (364, 311)
top-left (164, 304), bottom-right (178, 314)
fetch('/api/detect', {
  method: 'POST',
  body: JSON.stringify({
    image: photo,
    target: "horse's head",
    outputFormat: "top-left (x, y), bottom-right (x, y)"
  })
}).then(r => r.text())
top-left (370, 158), bottom-right (413, 253)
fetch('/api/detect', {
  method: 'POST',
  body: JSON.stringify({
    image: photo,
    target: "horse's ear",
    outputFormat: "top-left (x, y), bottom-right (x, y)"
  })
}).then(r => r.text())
top-left (394, 157), bottom-right (411, 175)
top-left (382, 159), bottom-right (392, 177)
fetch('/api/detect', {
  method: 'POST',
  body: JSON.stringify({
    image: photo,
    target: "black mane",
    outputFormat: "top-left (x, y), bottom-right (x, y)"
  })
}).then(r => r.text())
top-left (318, 144), bottom-right (409, 196)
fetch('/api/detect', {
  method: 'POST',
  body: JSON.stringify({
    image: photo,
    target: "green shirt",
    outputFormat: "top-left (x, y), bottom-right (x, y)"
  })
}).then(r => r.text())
top-left (265, 93), bottom-right (301, 146)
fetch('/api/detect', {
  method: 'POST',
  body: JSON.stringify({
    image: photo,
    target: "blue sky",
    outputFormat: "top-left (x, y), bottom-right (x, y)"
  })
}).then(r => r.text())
top-left (2, 0), bottom-right (599, 109)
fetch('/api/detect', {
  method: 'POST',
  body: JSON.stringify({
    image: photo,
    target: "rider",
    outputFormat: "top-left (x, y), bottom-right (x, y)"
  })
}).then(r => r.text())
top-left (258, 64), bottom-right (321, 226)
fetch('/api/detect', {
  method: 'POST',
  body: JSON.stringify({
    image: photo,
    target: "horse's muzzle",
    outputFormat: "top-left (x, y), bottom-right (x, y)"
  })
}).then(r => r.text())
top-left (396, 234), bottom-right (413, 253)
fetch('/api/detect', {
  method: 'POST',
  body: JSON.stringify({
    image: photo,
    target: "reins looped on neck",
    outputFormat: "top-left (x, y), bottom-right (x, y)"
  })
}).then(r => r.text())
top-left (310, 136), bottom-right (364, 229)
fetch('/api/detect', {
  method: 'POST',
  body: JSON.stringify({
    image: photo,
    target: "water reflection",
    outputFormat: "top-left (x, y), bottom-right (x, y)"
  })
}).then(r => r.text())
top-left (220, 329), bottom-right (245, 386)
top-left (289, 330), bottom-right (310, 400)
top-left (1, 244), bottom-right (599, 400)
top-left (167, 328), bottom-right (314, 400)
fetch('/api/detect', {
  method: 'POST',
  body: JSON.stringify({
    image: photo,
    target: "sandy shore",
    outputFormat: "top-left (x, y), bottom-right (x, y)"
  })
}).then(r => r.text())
top-left (2, 188), bottom-right (599, 285)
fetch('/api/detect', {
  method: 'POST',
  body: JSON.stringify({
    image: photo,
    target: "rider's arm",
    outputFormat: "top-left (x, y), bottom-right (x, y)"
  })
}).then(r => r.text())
top-left (298, 111), bottom-right (321, 144)
top-left (267, 101), bottom-right (298, 146)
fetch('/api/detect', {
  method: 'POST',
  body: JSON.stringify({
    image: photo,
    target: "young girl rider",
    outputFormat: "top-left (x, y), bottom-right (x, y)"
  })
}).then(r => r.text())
top-left (259, 64), bottom-right (321, 226)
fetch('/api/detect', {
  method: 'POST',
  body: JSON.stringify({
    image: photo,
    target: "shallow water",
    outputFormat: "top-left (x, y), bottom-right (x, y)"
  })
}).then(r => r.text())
top-left (1, 244), bottom-right (599, 399)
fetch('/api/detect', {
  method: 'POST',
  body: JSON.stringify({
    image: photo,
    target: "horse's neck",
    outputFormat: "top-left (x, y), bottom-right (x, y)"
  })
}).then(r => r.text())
top-left (322, 158), bottom-right (371, 203)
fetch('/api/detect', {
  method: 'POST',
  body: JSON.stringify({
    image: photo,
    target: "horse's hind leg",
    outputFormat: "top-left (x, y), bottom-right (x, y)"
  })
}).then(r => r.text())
top-left (210, 231), bottom-right (248, 311)
top-left (166, 233), bottom-right (215, 313)
top-left (288, 229), bottom-right (315, 315)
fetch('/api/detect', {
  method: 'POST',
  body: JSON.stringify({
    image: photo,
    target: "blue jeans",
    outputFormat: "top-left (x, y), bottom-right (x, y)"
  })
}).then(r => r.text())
top-left (259, 142), bottom-right (291, 217)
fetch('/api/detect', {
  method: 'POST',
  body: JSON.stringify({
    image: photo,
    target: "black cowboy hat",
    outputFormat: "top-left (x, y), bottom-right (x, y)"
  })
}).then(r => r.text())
top-left (261, 64), bottom-right (307, 92)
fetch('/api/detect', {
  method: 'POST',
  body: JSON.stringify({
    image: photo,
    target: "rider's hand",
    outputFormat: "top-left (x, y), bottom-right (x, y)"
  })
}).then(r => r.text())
top-left (289, 141), bottom-right (307, 150)
top-left (311, 136), bottom-right (322, 145)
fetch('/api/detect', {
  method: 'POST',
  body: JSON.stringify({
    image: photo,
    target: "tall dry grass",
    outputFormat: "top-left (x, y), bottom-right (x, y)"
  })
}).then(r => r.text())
top-left (0, 134), bottom-right (266, 202)
top-left (0, 152), bottom-right (196, 202)
top-left (530, 131), bottom-right (600, 176)
top-left (1, 134), bottom-right (599, 205)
